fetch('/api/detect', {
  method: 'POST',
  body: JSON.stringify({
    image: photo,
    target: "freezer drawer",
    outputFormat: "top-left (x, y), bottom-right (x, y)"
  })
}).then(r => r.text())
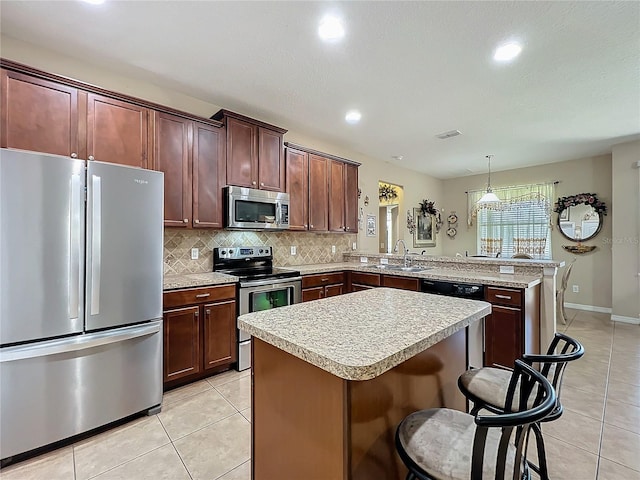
top-left (0, 321), bottom-right (162, 460)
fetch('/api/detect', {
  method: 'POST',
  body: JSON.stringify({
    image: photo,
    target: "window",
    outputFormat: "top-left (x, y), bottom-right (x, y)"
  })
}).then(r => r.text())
top-left (468, 183), bottom-right (554, 259)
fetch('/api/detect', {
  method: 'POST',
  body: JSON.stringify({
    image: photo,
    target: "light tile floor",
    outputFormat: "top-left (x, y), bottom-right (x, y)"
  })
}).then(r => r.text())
top-left (1, 308), bottom-right (639, 479)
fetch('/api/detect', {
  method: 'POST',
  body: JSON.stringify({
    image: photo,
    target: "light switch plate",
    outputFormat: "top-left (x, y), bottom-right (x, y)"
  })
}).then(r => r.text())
top-left (191, 248), bottom-right (199, 260)
top-left (290, 246), bottom-right (297, 255)
top-left (352, 242), bottom-right (357, 250)
top-left (331, 245), bottom-right (336, 254)
top-left (380, 258), bottom-right (389, 265)
top-left (360, 256), bottom-right (368, 263)
top-left (499, 265), bottom-right (514, 274)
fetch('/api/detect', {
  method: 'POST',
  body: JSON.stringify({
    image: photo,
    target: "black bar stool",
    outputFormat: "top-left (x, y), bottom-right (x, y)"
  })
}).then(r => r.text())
top-left (458, 332), bottom-right (584, 480)
top-left (395, 360), bottom-right (556, 480)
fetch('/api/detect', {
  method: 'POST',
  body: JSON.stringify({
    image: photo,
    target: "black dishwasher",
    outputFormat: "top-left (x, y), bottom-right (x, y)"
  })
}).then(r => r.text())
top-left (422, 279), bottom-right (485, 299)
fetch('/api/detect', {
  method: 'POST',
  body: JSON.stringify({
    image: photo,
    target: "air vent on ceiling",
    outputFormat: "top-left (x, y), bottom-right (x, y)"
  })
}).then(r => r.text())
top-left (436, 129), bottom-right (461, 139)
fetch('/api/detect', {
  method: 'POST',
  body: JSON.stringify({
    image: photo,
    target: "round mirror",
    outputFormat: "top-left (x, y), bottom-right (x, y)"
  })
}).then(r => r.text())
top-left (557, 203), bottom-right (603, 242)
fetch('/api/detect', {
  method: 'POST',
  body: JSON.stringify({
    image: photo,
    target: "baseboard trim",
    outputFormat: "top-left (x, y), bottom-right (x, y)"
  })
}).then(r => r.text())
top-left (564, 303), bottom-right (612, 314)
top-left (610, 314), bottom-right (640, 325)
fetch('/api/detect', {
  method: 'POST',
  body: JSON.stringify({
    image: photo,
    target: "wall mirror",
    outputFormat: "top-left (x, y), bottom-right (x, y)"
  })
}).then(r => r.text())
top-left (555, 193), bottom-right (606, 242)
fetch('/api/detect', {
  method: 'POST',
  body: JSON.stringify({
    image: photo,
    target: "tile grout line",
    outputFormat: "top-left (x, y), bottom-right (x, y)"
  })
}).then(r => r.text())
top-left (157, 412), bottom-right (193, 480)
top-left (594, 319), bottom-right (615, 480)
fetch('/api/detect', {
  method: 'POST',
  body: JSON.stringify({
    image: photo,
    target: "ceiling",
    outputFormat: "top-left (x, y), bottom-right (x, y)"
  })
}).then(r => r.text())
top-left (1, 1), bottom-right (639, 179)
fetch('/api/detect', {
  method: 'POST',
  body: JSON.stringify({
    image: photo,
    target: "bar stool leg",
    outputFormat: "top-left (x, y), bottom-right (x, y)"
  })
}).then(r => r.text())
top-left (530, 422), bottom-right (550, 480)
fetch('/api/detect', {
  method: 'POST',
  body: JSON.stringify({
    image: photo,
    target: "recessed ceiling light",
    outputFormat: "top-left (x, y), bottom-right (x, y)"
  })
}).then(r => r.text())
top-left (318, 15), bottom-right (345, 42)
top-left (493, 42), bottom-right (522, 62)
top-left (80, 0), bottom-right (105, 4)
top-left (345, 110), bottom-right (361, 124)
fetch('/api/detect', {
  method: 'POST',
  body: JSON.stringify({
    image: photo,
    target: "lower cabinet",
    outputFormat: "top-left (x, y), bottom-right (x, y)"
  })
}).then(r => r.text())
top-left (349, 272), bottom-right (381, 291)
top-left (484, 285), bottom-right (540, 368)
top-left (163, 284), bottom-right (237, 386)
top-left (302, 272), bottom-right (345, 302)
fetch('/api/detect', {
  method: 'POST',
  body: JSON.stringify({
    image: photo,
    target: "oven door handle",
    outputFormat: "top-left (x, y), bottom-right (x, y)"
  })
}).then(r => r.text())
top-left (240, 276), bottom-right (302, 288)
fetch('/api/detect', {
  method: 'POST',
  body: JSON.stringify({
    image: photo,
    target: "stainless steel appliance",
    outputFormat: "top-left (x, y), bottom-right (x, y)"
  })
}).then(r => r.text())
top-left (0, 148), bottom-right (164, 461)
top-left (224, 186), bottom-right (290, 230)
top-left (213, 246), bottom-right (301, 371)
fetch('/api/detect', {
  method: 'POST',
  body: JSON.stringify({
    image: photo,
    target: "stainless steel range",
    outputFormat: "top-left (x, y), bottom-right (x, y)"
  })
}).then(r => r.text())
top-left (213, 246), bottom-right (301, 371)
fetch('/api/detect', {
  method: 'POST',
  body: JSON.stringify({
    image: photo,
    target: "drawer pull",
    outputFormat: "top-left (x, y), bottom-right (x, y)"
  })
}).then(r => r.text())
top-left (495, 294), bottom-right (512, 300)
top-left (321, 278), bottom-right (329, 282)
top-left (195, 293), bottom-right (211, 298)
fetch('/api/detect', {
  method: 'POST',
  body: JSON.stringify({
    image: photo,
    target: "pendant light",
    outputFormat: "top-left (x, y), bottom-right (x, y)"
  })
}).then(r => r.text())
top-left (477, 154), bottom-right (501, 204)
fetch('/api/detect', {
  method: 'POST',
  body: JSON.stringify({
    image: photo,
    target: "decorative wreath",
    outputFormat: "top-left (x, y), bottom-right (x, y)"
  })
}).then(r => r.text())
top-left (379, 184), bottom-right (398, 202)
top-left (554, 193), bottom-right (607, 216)
top-left (419, 199), bottom-right (438, 217)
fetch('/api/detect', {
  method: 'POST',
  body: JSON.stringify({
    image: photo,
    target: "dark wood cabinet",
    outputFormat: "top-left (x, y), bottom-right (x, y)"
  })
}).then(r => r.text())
top-left (483, 285), bottom-right (540, 369)
top-left (285, 147), bottom-right (308, 231)
top-left (192, 122), bottom-right (226, 228)
top-left (344, 163), bottom-right (359, 233)
top-left (212, 110), bottom-right (287, 192)
top-left (163, 306), bottom-right (201, 382)
top-left (163, 284), bottom-right (237, 387)
top-left (86, 93), bottom-right (150, 169)
top-left (153, 112), bottom-right (225, 228)
top-left (203, 299), bottom-right (237, 370)
top-left (302, 272), bottom-right (345, 301)
top-left (381, 274), bottom-right (420, 291)
top-left (1, 69), bottom-right (79, 157)
top-left (349, 271), bottom-right (381, 292)
top-left (329, 160), bottom-right (346, 232)
top-left (308, 153), bottom-right (329, 231)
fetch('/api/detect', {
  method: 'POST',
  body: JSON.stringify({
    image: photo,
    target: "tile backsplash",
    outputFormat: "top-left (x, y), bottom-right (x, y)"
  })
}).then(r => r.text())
top-left (164, 228), bottom-right (356, 275)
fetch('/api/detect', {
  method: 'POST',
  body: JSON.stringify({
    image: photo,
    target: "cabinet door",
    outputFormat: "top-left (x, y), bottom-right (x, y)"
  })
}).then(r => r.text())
top-left (163, 306), bottom-right (201, 382)
top-left (302, 287), bottom-right (324, 302)
top-left (153, 112), bottom-right (191, 227)
top-left (308, 154), bottom-right (328, 231)
top-left (1, 69), bottom-right (79, 156)
top-left (193, 122), bottom-right (226, 228)
top-left (325, 284), bottom-right (344, 298)
top-left (226, 117), bottom-right (256, 188)
top-left (258, 127), bottom-right (284, 191)
top-left (87, 93), bottom-right (149, 168)
top-left (484, 305), bottom-right (522, 368)
top-left (203, 300), bottom-right (237, 370)
top-left (328, 160), bottom-right (345, 232)
top-left (285, 148), bottom-right (308, 230)
top-left (382, 275), bottom-right (420, 291)
top-left (344, 163), bottom-right (358, 233)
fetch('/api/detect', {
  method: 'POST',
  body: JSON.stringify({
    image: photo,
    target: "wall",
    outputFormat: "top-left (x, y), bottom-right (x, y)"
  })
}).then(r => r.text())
top-left (442, 154), bottom-right (613, 310)
top-left (611, 140), bottom-right (640, 322)
top-left (0, 35), bottom-right (444, 259)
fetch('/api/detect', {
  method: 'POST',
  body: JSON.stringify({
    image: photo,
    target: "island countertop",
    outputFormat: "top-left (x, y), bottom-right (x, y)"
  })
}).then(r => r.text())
top-left (238, 287), bottom-right (491, 381)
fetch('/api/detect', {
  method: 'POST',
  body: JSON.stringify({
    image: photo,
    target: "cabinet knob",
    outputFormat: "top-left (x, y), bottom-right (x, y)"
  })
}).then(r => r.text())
top-left (183, 218), bottom-right (189, 223)
top-left (70, 153), bottom-right (78, 159)
top-left (195, 219), bottom-right (200, 224)
top-left (345, 227), bottom-right (349, 231)
top-left (260, 182), bottom-right (264, 187)
top-left (310, 224), bottom-right (314, 228)
top-left (252, 181), bottom-right (257, 186)
top-left (206, 309), bottom-right (210, 315)
top-left (304, 224), bottom-right (308, 228)
top-left (88, 155), bottom-right (95, 161)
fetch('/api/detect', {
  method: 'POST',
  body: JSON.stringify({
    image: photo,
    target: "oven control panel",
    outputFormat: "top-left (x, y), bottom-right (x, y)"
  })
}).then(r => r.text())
top-left (215, 246), bottom-right (272, 260)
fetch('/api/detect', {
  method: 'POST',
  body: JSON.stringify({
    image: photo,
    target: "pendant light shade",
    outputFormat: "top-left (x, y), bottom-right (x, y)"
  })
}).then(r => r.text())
top-left (477, 155), bottom-right (501, 205)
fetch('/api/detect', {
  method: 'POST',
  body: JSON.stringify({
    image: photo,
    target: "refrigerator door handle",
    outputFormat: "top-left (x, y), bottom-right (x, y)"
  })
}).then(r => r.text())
top-left (69, 174), bottom-right (82, 320)
top-left (0, 321), bottom-right (162, 363)
top-left (90, 174), bottom-right (102, 315)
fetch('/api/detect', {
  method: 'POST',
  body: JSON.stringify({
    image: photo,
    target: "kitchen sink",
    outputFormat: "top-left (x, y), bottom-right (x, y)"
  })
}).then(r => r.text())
top-left (373, 265), bottom-right (433, 273)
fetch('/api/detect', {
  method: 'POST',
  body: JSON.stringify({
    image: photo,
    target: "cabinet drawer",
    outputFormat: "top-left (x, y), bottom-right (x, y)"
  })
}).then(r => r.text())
top-left (163, 284), bottom-right (236, 309)
top-left (350, 272), bottom-right (381, 287)
top-left (302, 272), bottom-right (344, 288)
top-left (382, 275), bottom-right (420, 291)
top-left (486, 287), bottom-right (522, 307)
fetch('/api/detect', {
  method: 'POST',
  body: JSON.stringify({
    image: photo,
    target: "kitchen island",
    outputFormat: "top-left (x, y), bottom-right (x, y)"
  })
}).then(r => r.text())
top-left (238, 288), bottom-right (491, 480)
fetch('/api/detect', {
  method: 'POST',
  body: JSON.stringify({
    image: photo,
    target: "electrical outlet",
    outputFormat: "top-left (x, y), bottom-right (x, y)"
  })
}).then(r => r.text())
top-left (191, 248), bottom-right (199, 260)
top-left (290, 246), bottom-right (296, 255)
top-left (380, 258), bottom-right (389, 265)
top-left (331, 245), bottom-right (336, 254)
top-left (572, 285), bottom-right (579, 293)
top-left (352, 242), bottom-right (357, 250)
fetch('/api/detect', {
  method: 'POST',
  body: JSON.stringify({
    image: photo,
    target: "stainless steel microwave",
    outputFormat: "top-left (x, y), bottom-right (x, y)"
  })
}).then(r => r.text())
top-left (225, 186), bottom-right (290, 230)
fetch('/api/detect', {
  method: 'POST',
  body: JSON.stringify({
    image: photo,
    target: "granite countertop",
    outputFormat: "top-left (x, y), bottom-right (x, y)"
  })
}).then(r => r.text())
top-left (288, 262), bottom-right (541, 288)
top-left (344, 252), bottom-right (564, 268)
top-left (238, 287), bottom-right (491, 381)
top-left (163, 272), bottom-right (238, 291)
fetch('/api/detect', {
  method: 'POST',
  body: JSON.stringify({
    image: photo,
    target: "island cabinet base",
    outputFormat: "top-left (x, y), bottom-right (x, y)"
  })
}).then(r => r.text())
top-left (251, 329), bottom-right (467, 480)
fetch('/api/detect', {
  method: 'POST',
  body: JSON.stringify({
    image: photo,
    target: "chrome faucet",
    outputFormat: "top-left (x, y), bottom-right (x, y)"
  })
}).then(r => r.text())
top-left (394, 239), bottom-right (410, 267)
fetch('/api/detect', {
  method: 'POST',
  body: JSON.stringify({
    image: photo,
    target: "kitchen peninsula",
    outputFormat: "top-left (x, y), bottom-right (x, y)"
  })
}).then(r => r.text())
top-left (238, 288), bottom-right (491, 480)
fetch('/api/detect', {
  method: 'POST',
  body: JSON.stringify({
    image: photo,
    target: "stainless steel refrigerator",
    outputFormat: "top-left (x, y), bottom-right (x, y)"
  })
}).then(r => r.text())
top-left (0, 148), bottom-right (164, 460)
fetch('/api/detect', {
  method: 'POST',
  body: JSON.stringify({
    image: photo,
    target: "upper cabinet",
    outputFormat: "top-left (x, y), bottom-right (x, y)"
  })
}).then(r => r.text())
top-left (153, 111), bottom-right (225, 228)
top-left (211, 109), bottom-right (287, 192)
top-left (285, 143), bottom-right (360, 233)
top-left (1, 69), bottom-right (79, 157)
top-left (86, 93), bottom-right (150, 169)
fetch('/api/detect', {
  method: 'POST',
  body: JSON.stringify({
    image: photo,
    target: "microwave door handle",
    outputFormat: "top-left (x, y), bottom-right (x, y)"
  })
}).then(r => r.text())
top-left (275, 203), bottom-right (281, 226)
